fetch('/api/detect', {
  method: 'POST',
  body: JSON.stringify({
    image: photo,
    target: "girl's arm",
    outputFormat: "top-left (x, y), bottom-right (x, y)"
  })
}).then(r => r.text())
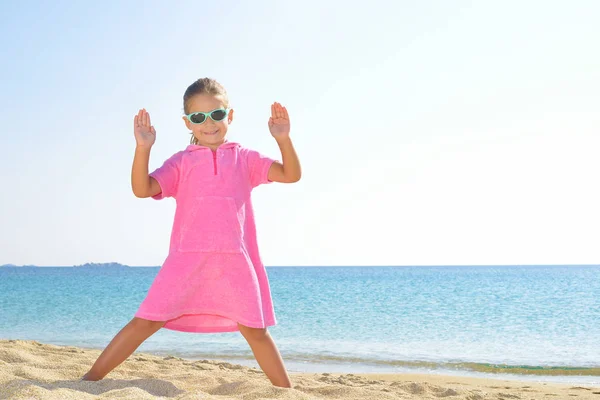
top-left (131, 109), bottom-right (162, 198)
top-left (267, 102), bottom-right (301, 183)
top-left (268, 137), bottom-right (301, 183)
top-left (131, 146), bottom-right (162, 198)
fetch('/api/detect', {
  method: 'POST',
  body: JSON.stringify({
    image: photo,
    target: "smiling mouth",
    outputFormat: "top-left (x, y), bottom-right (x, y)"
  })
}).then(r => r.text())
top-left (203, 130), bottom-right (218, 136)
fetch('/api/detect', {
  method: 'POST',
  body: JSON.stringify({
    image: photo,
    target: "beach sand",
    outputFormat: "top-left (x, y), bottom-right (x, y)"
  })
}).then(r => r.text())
top-left (1, 339), bottom-right (598, 399)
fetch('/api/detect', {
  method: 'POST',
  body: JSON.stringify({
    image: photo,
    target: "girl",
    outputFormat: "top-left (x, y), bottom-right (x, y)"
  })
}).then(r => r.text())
top-left (82, 78), bottom-right (301, 388)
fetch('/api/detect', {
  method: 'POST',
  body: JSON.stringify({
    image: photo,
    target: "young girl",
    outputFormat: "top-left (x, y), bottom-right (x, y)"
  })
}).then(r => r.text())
top-left (82, 78), bottom-right (301, 388)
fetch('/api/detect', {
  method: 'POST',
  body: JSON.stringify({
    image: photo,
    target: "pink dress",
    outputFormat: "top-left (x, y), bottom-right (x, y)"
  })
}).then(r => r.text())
top-left (134, 141), bottom-right (278, 333)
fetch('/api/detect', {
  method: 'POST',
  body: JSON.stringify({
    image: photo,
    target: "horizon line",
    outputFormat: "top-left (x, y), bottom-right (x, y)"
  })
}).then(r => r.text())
top-left (2, 264), bottom-right (599, 268)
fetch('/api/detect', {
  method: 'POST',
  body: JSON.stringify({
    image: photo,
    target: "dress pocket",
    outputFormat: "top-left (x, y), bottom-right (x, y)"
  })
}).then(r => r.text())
top-left (178, 196), bottom-right (243, 253)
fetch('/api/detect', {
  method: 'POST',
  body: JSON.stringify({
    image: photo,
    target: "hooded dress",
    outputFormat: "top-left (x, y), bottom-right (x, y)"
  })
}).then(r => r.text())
top-left (134, 141), bottom-right (278, 333)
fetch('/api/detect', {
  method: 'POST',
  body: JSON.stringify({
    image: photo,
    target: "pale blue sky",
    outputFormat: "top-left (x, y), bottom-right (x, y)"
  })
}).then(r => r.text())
top-left (1, 1), bottom-right (598, 266)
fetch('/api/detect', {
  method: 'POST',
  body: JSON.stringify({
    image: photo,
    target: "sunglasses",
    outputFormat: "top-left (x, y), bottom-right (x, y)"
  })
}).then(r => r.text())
top-left (185, 108), bottom-right (230, 124)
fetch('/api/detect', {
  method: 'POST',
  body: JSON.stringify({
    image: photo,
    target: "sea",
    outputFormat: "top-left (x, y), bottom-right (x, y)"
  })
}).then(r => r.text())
top-left (1, 265), bottom-right (598, 386)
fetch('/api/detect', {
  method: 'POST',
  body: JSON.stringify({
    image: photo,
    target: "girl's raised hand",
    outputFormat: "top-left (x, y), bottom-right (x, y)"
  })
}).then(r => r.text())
top-left (133, 109), bottom-right (156, 148)
top-left (268, 102), bottom-right (290, 140)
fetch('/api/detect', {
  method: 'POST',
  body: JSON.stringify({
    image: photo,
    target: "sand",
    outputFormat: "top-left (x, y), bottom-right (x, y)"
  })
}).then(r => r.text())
top-left (0, 339), bottom-right (598, 399)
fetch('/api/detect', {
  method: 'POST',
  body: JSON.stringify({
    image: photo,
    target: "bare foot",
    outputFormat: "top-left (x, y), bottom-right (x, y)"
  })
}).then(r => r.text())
top-left (81, 372), bottom-right (102, 381)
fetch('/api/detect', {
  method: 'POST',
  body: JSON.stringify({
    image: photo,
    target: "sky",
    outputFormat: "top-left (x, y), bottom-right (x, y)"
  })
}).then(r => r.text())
top-left (1, 1), bottom-right (598, 267)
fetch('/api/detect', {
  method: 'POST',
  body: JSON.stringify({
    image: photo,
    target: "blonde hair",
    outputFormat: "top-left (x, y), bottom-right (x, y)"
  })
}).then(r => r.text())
top-left (183, 78), bottom-right (230, 145)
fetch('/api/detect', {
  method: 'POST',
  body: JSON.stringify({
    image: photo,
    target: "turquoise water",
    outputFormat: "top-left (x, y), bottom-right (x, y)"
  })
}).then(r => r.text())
top-left (1, 265), bottom-right (599, 385)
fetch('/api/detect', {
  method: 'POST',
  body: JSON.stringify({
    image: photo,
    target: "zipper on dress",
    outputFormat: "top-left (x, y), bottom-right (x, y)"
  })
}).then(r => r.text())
top-left (212, 150), bottom-right (217, 175)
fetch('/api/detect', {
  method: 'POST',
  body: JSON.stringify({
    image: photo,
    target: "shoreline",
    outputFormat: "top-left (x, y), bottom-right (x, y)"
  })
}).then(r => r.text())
top-left (1, 339), bottom-right (599, 399)
top-left (64, 340), bottom-right (600, 387)
top-left (202, 356), bottom-right (600, 386)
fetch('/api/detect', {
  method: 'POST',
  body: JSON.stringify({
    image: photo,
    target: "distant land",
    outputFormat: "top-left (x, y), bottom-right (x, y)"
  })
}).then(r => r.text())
top-left (0, 264), bottom-right (36, 268)
top-left (0, 262), bottom-right (131, 268)
top-left (74, 262), bottom-right (131, 268)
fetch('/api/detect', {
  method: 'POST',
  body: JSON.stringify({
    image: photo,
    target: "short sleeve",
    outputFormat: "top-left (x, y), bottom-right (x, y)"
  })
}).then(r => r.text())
top-left (245, 148), bottom-right (276, 189)
top-left (149, 152), bottom-right (181, 200)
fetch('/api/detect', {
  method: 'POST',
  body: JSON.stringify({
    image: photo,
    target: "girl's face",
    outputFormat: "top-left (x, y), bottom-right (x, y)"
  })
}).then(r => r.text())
top-left (183, 94), bottom-right (234, 149)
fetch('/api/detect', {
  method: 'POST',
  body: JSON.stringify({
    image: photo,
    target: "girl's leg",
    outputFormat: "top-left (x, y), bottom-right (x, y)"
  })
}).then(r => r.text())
top-left (82, 317), bottom-right (166, 381)
top-left (237, 323), bottom-right (292, 388)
